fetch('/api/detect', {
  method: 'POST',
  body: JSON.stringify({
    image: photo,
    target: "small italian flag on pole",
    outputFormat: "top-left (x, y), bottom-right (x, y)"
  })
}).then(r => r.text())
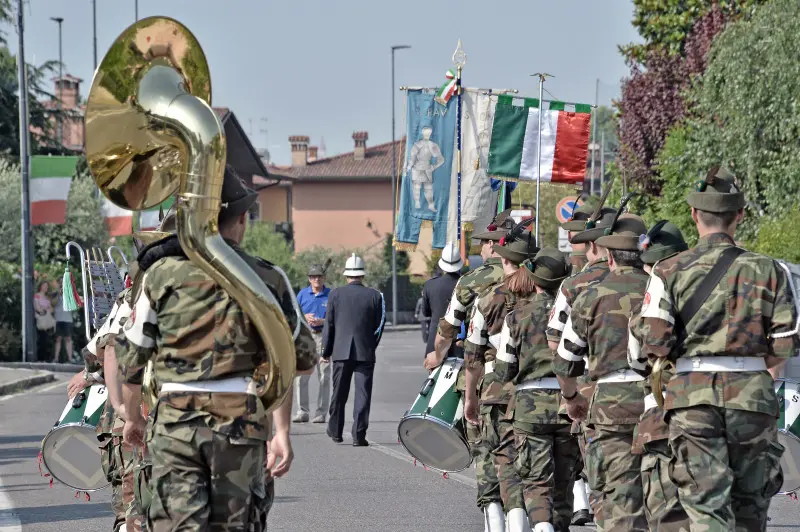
top-left (434, 69), bottom-right (457, 106)
top-left (29, 155), bottom-right (78, 225)
top-left (102, 197), bottom-right (133, 237)
top-left (138, 196), bottom-right (175, 230)
top-left (487, 95), bottom-right (591, 184)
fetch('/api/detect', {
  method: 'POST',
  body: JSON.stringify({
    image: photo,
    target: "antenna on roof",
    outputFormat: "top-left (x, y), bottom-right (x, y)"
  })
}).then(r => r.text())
top-left (319, 137), bottom-right (326, 159)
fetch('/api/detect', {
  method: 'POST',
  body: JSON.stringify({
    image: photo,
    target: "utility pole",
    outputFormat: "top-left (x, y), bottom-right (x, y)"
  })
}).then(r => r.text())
top-left (135, 0), bottom-right (139, 21)
top-left (600, 130), bottom-right (606, 190)
top-left (590, 78), bottom-right (599, 195)
top-left (92, 1), bottom-right (97, 70)
top-left (390, 44), bottom-right (410, 325)
top-left (50, 17), bottom-right (64, 149)
top-left (19, 0), bottom-right (34, 361)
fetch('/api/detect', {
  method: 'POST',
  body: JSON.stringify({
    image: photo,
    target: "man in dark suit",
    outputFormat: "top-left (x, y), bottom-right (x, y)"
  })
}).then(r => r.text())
top-left (322, 253), bottom-right (386, 447)
top-left (422, 241), bottom-right (463, 359)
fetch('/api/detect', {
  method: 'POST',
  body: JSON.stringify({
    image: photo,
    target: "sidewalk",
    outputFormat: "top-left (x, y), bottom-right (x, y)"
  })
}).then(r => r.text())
top-left (0, 367), bottom-right (55, 396)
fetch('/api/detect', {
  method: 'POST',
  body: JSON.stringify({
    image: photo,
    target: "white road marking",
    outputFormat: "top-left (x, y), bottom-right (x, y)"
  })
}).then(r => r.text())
top-left (0, 379), bottom-right (67, 530)
top-left (368, 441), bottom-right (477, 488)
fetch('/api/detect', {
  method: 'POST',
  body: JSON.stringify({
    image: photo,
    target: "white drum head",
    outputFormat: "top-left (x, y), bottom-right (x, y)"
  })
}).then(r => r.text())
top-left (41, 425), bottom-right (109, 491)
top-left (777, 429), bottom-right (800, 495)
top-left (397, 416), bottom-right (471, 473)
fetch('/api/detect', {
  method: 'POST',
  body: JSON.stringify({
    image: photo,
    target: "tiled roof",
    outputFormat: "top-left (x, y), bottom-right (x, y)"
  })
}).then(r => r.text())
top-left (268, 139), bottom-right (406, 180)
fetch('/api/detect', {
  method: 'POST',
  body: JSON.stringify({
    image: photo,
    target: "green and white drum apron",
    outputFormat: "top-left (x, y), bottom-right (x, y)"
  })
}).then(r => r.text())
top-left (41, 384), bottom-right (109, 491)
top-left (775, 378), bottom-right (800, 495)
top-left (397, 357), bottom-right (471, 472)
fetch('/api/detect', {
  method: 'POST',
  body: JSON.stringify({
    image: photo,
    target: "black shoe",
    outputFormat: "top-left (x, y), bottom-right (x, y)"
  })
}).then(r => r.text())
top-left (571, 509), bottom-right (592, 526)
top-left (352, 439), bottom-right (369, 447)
top-left (326, 428), bottom-right (343, 443)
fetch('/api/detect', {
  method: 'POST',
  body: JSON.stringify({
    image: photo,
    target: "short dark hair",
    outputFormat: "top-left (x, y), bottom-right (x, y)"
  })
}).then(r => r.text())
top-left (218, 210), bottom-right (243, 232)
top-left (696, 209), bottom-right (739, 230)
top-left (609, 249), bottom-right (643, 269)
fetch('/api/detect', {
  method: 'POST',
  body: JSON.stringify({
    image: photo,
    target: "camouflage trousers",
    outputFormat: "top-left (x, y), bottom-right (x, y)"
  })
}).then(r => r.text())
top-left (466, 404), bottom-right (503, 508)
top-left (101, 437), bottom-right (143, 532)
top-left (514, 425), bottom-right (580, 531)
top-left (147, 422), bottom-right (268, 532)
top-left (493, 417), bottom-right (524, 511)
top-left (640, 441), bottom-right (690, 531)
top-left (668, 406), bottom-right (784, 532)
top-left (583, 424), bottom-right (647, 532)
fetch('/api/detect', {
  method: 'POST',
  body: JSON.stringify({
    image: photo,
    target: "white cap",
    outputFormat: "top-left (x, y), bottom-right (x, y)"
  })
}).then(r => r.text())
top-left (437, 241), bottom-right (463, 273)
top-left (344, 253), bottom-right (366, 277)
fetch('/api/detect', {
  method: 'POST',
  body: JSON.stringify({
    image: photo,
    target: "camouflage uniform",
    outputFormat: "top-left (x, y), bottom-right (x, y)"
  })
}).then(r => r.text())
top-left (464, 283), bottom-right (533, 515)
top-left (631, 232), bottom-right (798, 531)
top-left (554, 266), bottom-right (650, 532)
top-left (496, 293), bottom-right (580, 531)
top-left (438, 257), bottom-right (504, 509)
top-left (116, 238), bottom-right (317, 532)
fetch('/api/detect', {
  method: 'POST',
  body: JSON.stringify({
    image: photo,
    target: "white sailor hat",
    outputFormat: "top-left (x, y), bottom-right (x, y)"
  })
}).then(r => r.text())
top-left (344, 253), bottom-right (366, 277)
top-left (438, 241), bottom-right (463, 273)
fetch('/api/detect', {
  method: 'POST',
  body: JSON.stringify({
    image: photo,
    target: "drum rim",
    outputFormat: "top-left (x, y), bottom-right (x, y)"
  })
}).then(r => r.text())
top-left (397, 414), bottom-right (472, 473)
top-left (777, 428), bottom-right (800, 496)
top-left (777, 377), bottom-right (800, 384)
top-left (41, 422), bottom-right (110, 492)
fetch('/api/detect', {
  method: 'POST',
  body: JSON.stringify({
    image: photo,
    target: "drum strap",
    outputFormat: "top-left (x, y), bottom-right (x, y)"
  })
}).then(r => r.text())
top-left (676, 246), bottom-right (744, 339)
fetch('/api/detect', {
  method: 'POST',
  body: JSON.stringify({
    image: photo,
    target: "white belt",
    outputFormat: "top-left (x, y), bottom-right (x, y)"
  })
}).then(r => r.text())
top-left (516, 378), bottom-right (560, 391)
top-left (597, 369), bottom-right (645, 384)
top-left (675, 356), bottom-right (767, 373)
top-left (643, 393), bottom-right (659, 411)
top-left (485, 361), bottom-right (495, 374)
top-left (160, 376), bottom-right (255, 395)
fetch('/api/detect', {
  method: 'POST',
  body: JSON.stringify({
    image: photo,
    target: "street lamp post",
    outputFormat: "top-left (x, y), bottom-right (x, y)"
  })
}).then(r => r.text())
top-left (92, 1), bottom-right (97, 70)
top-left (50, 17), bottom-right (64, 149)
top-left (135, 0), bottom-right (139, 21)
top-left (391, 44), bottom-right (410, 326)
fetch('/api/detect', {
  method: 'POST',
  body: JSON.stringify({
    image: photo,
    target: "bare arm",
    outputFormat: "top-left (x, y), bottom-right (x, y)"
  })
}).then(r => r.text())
top-left (766, 356), bottom-right (787, 380)
top-left (104, 345), bottom-right (125, 416)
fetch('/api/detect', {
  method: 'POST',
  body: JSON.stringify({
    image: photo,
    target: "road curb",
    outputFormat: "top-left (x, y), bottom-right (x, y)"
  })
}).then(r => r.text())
top-left (383, 324), bottom-right (419, 333)
top-left (0, 371), bottom-right (55, 396)
top-left (0, 362), bottom-right (83, 373)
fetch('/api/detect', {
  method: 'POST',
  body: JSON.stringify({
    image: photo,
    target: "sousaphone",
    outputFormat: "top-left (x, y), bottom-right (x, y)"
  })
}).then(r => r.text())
top-left (85, 17), bottom-right (296, 412)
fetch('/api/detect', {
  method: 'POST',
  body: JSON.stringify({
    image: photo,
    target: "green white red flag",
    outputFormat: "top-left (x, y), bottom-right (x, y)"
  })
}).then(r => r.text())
top-left (487, 95), bottom-right (591, 184)
top-left (29, 155), bottom-right (77, 225)
top-left (102, 197), bottom-right (133, 236)
top-left (434, 69), bottom-right (457, 106)
top-left (138, 196), bottom-right (175, 231)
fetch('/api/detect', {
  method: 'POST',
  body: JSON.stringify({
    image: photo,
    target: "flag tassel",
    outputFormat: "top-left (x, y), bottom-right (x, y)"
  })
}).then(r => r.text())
top-left (62, 266), bottom-right (83, 311)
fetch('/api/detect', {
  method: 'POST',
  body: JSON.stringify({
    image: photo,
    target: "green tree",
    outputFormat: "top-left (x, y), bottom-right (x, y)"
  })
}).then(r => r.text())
top-left (383, 233), bottom-right (409, 272)
top-left (240, 221), bottom-right (296, 280)
top-left (750, 208), bottom-right (800, 263)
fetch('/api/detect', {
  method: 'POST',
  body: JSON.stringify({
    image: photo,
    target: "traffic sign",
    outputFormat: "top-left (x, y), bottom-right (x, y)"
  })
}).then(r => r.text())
top-left (555, 196), bottom-right (584, 224)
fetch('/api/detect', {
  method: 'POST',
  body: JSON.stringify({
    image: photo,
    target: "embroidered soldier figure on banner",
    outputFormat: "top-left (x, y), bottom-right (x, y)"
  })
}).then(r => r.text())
top-left (407, 126), bottom-right (444, 212)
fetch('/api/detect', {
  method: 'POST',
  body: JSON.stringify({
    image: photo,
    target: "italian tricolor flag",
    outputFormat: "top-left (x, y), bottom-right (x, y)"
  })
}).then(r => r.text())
top-left (487, 95), bottom-right (591, 184)
top-left (138, 196), bottom-right (175, 231)
top-left (102, 197), bottom-right (133, 237)
top-left (29, 156), bottom-right (77, 225)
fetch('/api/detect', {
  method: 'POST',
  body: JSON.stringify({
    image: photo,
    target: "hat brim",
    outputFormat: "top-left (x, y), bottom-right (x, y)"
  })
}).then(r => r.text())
top-left (472, 230), bottom-right (506, 241)
top-left (595, 234), bottom-right (641, 251)
top-left (561, 219), bottom-right (590, 232)
top-left (493, 245), bottom-right (534, 265)
top-left (687, 192), bottom-right (746, 213)
top-left (438, 258), bottom-right (464, 273)
top-left (530, 273), bottom-right (568, 290)
top-left (221, 190), bottom-right (259, 219)
top-left (640, 245), bottom-right (687, 265)
top-left (307, 270), bottom-right (325, 277)
top-left (343, 269), bottom-right (366, 277)
top-left (569, 227), bottom-right (607, 244)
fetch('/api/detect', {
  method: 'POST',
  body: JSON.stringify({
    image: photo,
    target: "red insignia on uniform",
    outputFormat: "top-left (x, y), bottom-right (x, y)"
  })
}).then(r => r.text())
top-left (468, 321), bottom-right (474, 337)
top-left (129, 308), bottom-right (136, 324)
top-left (549, 306), bottom-right (556, 321)
top-left (642, 292), bottom-right (651, 311)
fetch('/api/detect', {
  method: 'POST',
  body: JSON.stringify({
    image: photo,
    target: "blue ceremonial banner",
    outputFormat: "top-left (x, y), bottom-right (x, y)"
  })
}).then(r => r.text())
top-left (396, 89), bottom-right (457, 249)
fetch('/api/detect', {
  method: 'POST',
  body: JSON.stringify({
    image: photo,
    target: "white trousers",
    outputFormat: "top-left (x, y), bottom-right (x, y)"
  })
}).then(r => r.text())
top-left (294, 332), bottom-right (330, 416)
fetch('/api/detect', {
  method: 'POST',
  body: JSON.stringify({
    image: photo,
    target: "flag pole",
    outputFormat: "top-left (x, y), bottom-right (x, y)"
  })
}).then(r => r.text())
top-left (452, 40), bottom-right (467, 254)
top-left (531, 72), bottom-right (552, 245)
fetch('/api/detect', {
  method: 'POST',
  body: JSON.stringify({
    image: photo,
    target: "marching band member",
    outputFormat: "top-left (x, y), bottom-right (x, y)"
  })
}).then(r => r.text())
top-left (546, 209), bottom-right (615, 526)
top-left (425, 209), bottom-right (513, 530)
top-left (555, 212), bottom-right (651, 532)
top-left (463, 224), bottom-right (539, 532)
top-left (495, 248), bottom-right (575, 532)
top-left (116, 167), bottom-right (317, 531)
top-left (627, 221), bottom-right (690, 530)
top-left (631, 167), bottom-right (799, 531)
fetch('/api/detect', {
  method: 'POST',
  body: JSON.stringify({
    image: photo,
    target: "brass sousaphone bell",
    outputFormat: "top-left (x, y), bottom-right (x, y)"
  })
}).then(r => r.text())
top-left (85, 17), bottom-right (296, 412)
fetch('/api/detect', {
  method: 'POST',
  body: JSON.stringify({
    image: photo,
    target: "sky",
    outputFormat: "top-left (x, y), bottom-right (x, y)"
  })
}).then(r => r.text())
top-left (6, 0), bottom-right (640, 166)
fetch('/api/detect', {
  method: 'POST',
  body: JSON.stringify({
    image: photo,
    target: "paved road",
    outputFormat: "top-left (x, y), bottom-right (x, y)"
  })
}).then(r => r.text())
top-left (1, 331), bottom-right (799, 531)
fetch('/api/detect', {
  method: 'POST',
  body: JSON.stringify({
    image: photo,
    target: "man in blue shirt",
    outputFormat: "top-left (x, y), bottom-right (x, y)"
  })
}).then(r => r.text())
top-left (294, 263), bottom-right (332, 423)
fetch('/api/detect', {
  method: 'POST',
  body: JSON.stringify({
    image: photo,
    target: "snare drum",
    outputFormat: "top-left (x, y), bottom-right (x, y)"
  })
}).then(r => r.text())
top-left (41, 384), bottom-right (109, 491)
top-left (397, 358), bottom-right (472, 473)
top-left (775, 378), bottom-right (800, 495)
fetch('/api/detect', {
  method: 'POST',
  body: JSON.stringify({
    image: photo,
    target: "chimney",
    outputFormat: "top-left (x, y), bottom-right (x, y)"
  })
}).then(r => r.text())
top-left (56, 75), bottom-right (80, 109)
top-left (289, 135), bottom-right (310, 167)
top-left (307, 146), bottom-right (319, 163)
top-left (353, 131), bottom-right (368, 161)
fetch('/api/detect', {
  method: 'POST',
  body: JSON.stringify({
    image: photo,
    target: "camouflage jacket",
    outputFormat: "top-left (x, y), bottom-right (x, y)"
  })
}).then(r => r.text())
top-left (116, 240), bottom-right (318, 441)
top-left (546, 258), bottom-right (609, 344)
top-left (568, 251), bottom-right (588, 274)
top-left (630, 232), bottom-right (799, 416)
top-left (555, 266), bottom-right (650, 425)
top-left (438, 257), bottom-right (503, 340)
top-left (464, 282), bottom-right (534, 405)
top-left (81, 288), bottom-right (133, 377)
top-left (496, 292), bottom-right (567, 427)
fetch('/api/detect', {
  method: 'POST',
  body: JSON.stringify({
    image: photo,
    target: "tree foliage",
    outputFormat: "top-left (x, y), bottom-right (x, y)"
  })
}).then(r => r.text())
top-left (750, 208), bottom-right (800, 263)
